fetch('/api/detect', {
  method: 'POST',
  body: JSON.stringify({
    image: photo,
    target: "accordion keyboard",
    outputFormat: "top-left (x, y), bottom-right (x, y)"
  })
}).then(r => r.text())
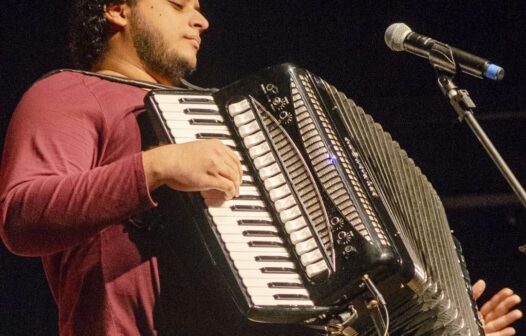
top-left (151, 92), bottom-right (315, 307)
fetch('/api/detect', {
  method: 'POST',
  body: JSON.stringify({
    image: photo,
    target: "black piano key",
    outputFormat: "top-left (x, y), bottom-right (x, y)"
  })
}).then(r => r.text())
top-left (196, 133), bottom-right (231, 139)
top-left (230, 205), bottom-right (266, 212)
top-left (255, 256), bottom-right (290, 262)
top-left (241, 180), bottom-right (254, 186)
top-left (273, 294), bottom-right (311, 300)
top-left (248, 241), bottom-right (284, 248)
top-left (189, 118), bottom-right (224, 126)
top-left (179, 97), bottom-right (214, 104)
top-left (268, 282), bottom-right (305, 289)
top-left (237, 219), bottom-right (273, 226)
top-left (260, 267), bottom-right (296, 274)
top-left (242, 230), bottom-right (279, 237)
top-left (184, 108), bottom-right (218, 115)
top-left (234, 195), bottom-right (260, 201)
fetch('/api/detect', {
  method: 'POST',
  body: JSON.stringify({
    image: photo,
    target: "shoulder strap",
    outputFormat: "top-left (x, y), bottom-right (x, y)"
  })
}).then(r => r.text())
top-left (40, 69), bottom-right (217, 92)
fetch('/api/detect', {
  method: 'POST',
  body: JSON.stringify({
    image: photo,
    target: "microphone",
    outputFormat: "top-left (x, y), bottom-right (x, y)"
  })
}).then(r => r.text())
top-left (385, 23), bottom-right (504, 80)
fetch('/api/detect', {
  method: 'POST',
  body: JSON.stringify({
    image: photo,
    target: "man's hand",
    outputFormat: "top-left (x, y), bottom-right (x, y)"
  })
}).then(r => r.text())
top-left (473, 279), bottom-right (523, 336)
top-left (143, 140), bottom-right (243, 200)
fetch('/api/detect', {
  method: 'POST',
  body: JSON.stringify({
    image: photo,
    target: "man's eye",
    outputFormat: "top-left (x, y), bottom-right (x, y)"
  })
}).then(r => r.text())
top-left (168, 1), bottom-right (183, 9)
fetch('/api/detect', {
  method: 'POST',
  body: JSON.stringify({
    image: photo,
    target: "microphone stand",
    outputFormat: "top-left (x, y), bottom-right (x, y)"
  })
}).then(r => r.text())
top-left (428, 44), bottom-right (526, 252)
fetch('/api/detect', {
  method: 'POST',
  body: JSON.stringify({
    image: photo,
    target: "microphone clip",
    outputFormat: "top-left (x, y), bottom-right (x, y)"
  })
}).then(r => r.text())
top-left (429, 41), bottom-right (458, 77)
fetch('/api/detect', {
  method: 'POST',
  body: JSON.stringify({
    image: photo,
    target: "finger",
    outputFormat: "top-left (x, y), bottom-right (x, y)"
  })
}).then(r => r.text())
top-left (203, 174), bottom-right (237, 200)
top-left (473, 279), bottom-right (486, 301)
top-left (225, 148), bottom-right (243, 186)
top-left (214, 159), bottom-right (241, 196)
top-left (485, 295), bottom-right (522, 322)
top-left (480, 288), bottom-right (515, 316)
top-left (486, 327), bottom-right (516, 336)
top-left (484, 310), bottom-right (523, 333)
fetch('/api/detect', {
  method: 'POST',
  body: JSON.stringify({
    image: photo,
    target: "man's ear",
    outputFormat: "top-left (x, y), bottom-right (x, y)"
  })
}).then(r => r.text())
top-left (104, 3), bottom-right (130, 28)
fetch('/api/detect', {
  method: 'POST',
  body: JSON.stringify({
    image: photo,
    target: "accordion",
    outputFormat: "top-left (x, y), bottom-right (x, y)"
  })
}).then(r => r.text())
top-left (143, 63), bottom-right (484, 335)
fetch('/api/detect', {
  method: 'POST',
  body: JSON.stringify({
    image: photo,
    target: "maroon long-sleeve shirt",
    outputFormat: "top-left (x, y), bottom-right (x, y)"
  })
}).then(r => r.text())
top-left (0, 72), bottom-right (159, 335)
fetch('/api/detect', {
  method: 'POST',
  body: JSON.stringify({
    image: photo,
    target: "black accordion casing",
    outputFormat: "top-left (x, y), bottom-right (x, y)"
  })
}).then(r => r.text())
top-left (142, 63), bottom-right (485, 335)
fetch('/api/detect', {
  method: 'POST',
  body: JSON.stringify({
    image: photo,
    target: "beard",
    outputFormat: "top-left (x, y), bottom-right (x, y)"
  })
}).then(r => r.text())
top-left (129, 11), bottom-right (195, 85)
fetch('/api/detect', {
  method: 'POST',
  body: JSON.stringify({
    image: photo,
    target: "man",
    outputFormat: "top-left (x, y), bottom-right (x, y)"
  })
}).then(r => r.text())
top-left (0, 0), bottom-right (522, 335)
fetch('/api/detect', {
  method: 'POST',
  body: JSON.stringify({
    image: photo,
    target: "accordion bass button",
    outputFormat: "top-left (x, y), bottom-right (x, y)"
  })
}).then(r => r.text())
top-left (233, 111), bottom-right (256, 126)
top-left (295, 238), bottom-right (317, 255)
top-left (285, 217), bottom-right (307, 233)
top-left (289, 226), bottom-right (312, 244)
top-left (269, 184), bottom-right (292, 201)
top-left (228, 99), bottom-right (251, 117)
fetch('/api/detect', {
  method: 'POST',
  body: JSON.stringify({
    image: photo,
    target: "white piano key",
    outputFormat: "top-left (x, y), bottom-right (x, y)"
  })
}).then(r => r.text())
top-left (238, 120), bottom-right (261, 137)
top-left (207, 199), bottom-right (266, 209)
top-left (258, 163), bottom-right (281, 180)
top-left (269, 184), bottom-right (292, 202)
top-left (212, 215), bottom-right (274, 225)
top-left (171, 138), bottom-right (237, 148)
top-left (241, 278), bottom-right (301, 288)
top-left (154, 94), bottom-right (214, 104)
top-left (245, 287), bottom-right (309, 297)
top-left (208, 208), bottom-right (271, 217)
top-left (305, 259), bottom-right (329, 278)
top-left (219, 235), bottom-right (283, 244)
top-left (160, 113), bottom-right (224, 122)
top-left (300, 249), bottom-right (324, 266)
top-left (233, 111), bottom-right (256, 127)
top-left (157, 101), bottom-right (219, 111)
top-left (274, 194), bottom-right (297, 212)
top-left (166, 121), bottom-right (229, 133)
top-left (228, 99), bottom-right (251, 117)
top-left (264, 174), bottom-right (286, 190)
top-left (244, 131), bottom-right (266, 148)
top-left (237, 270), bottom-right (301, 280)
top-left (295, 238), bottom-right (318, 255)
top-left (215, 225), bottom-right (278, 235)
top-left (284, 217), bottom-right (308, 233)
top-left (223, 243), bottom-right (289, 253)
top-left (233, 260), bottom-right (296, 270)
top-left (249, 296), bottom-right (314, 307)
top-left (167, 129), bottom-right (231, 139)
top-left (279, 206), bottom-right (301, 223)
top-left (229, 251), bottom-right (291, 261)
top-left (238, 186), bottom-right (261, 197)
top-left (249, 142), bottom-right (271, 158)
top-left (289, 226), bottom-right (313, 244)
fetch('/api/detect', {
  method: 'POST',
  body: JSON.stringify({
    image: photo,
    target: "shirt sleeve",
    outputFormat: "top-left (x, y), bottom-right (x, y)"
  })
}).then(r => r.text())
top-left (0, 75), bottom-right (155, 256)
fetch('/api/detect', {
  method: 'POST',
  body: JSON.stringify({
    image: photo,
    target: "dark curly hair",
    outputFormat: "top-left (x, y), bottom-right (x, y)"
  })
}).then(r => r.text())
top-left (69, 0), bottom-right (136, 70)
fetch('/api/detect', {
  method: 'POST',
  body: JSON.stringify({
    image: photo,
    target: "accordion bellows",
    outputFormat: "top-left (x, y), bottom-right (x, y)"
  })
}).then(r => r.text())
top-left (144, 63), bottom-right (484, 335)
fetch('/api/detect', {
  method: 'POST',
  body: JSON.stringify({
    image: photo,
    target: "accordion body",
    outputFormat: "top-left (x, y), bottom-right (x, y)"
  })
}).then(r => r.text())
top-left (143, 64), bottom-right (484, 335)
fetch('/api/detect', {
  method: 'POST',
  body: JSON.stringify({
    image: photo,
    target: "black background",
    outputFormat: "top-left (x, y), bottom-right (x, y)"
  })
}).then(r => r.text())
top-left (1, 1), bottom-right (525, 334)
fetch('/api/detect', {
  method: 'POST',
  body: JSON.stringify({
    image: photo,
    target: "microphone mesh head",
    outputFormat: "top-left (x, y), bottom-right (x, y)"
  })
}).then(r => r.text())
top-left (385, 23), bottom-right (412, 51)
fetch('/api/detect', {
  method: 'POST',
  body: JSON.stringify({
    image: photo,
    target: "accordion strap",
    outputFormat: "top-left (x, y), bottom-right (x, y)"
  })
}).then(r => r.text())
top-left (39, 68), bottom-right (217, 92)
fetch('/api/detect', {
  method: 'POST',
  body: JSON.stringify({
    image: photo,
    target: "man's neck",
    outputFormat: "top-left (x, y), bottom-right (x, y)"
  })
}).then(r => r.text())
top-left (93, 54), bottom-right (172, 86)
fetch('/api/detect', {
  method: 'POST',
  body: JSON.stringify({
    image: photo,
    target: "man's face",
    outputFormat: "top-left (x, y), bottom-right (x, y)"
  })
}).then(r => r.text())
top-left (128, 0), bottom-right (208, 84)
